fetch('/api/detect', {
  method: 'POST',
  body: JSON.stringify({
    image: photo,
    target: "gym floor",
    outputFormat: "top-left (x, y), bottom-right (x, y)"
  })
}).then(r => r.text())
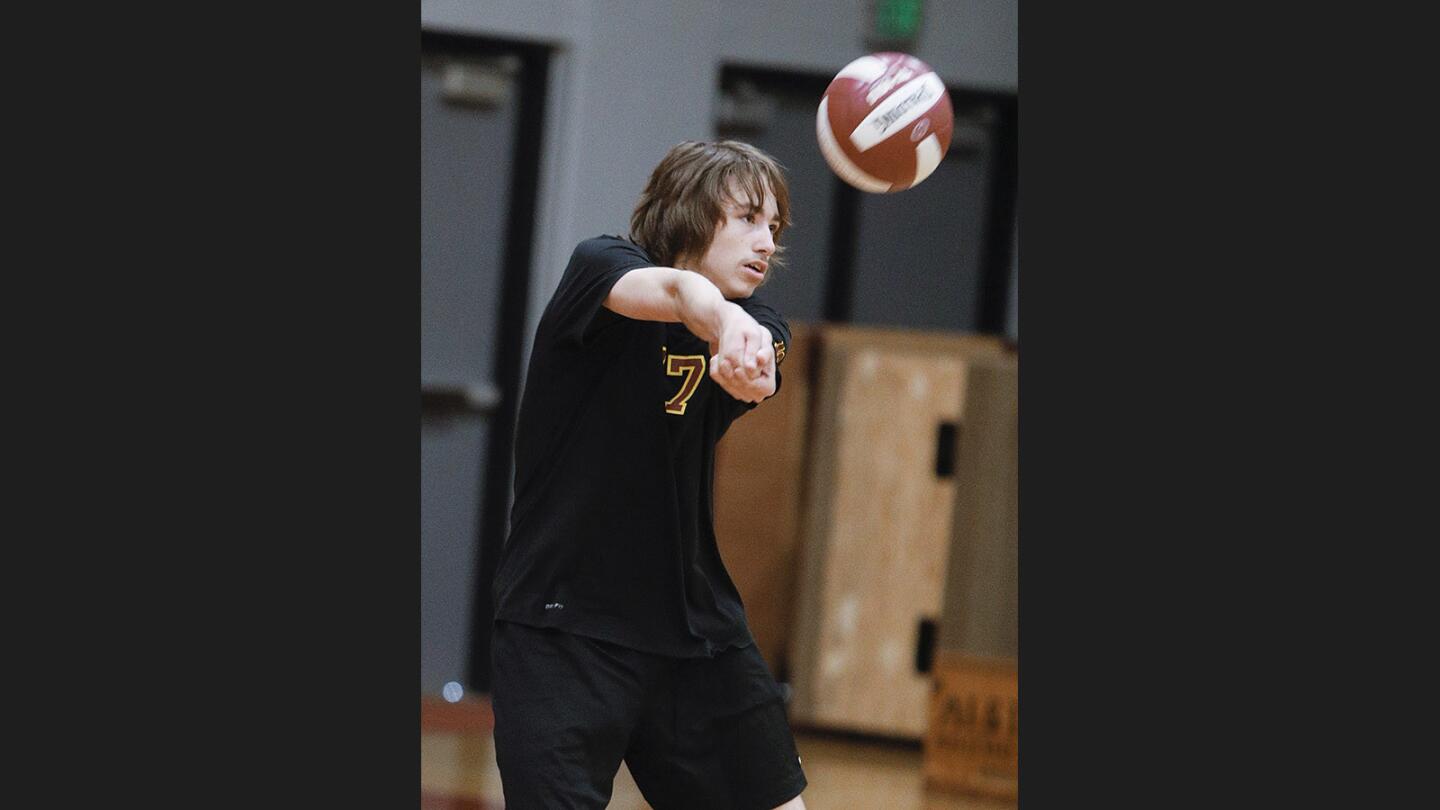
top-left (420, 697), bottom-right (1016, 809)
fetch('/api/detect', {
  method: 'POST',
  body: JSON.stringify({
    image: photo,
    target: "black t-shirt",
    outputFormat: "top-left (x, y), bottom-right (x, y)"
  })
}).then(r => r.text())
top-left (492, 235), bottom-right (791, 658)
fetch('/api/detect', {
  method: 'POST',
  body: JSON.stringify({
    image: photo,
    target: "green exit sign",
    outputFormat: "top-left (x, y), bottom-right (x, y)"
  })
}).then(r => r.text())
top-left (869, 0), bottom-right (925, 46)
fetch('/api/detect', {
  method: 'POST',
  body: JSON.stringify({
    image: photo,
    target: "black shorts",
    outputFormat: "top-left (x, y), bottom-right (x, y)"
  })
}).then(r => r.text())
top-left (491, 620), bottom-right (808, 810)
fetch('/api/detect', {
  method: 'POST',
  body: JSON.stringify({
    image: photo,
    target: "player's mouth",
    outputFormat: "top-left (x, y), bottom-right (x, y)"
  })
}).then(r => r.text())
top-left (742, 260), bottom-right (767, 280)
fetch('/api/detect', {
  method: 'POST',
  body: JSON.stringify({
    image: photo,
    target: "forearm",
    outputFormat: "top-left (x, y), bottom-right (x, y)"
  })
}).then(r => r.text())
top-left (669, 270), bottom-right (747, 345)
top-left (604, 266), bottom-right (774, 400)
top-left (604, 266), bottom-right (739, 335)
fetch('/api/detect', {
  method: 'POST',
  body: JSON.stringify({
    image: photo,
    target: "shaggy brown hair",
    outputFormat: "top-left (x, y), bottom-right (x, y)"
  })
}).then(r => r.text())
top-left (628, 140), bottom-right (792, 272)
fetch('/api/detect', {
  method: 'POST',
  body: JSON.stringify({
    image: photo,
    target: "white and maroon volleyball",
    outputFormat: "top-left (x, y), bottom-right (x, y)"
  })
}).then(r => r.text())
top-left (816, 52), bottom-right (953, 193)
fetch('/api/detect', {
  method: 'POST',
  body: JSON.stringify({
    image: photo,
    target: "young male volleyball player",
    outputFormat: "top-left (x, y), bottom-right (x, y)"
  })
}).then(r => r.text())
top-left (490, 140), bottom-right (808, 810)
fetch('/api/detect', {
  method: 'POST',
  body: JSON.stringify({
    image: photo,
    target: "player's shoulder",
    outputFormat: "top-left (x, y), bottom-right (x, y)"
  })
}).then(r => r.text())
top-left (571, 234), bottom-right (652, 267)
top-left (735, 290), bottom-right (791, 357)
top-left (736, 289), bottom-right (787, 327)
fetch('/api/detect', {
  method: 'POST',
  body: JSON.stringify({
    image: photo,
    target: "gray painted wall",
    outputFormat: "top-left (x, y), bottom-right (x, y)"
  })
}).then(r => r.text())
top-left (717, 0), bottom-right (1016, 93)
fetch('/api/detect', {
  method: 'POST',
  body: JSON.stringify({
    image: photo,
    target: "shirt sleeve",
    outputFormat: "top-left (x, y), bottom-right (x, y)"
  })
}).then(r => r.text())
top-left (731, 292), bottom-right (791, 410)
top-left (548, 237), bottom-right (656, 348)
top-left (740, 294), bottom-right (791, 370)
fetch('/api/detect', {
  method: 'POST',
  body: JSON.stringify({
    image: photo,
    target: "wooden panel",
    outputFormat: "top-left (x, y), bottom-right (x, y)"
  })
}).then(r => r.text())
top-left (788, 326), bottom-right (1008, 739)
top-left (937, 353), bottom-right (1018, 658)
top-left (923, 653), bottom-right (1018, 801)
top-left (714, 321), bottom-right (816, 676)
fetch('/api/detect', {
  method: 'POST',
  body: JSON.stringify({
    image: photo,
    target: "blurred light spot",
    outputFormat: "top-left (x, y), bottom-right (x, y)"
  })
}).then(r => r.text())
top-left (909, 372), bottom-right (928, 400)
top-left (442, 681), bottom-right (464, 702)
top-left (836, 595), bottom-right (859, 636)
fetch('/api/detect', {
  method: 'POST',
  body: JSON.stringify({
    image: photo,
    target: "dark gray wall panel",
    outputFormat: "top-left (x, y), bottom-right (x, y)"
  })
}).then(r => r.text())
top-left (851, 143), bottom-right (994, 332)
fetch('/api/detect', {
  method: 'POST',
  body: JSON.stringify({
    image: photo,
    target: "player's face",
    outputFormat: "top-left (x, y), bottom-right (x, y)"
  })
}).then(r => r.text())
top-left (694, 185), bottom-right (779, 300)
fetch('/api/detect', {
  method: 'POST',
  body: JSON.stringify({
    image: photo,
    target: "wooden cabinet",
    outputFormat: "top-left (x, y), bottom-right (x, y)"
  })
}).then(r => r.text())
top-left (937, 353), bottom-right (1018, 661)
top-left (924, 353), bottom-right (1018, 798)
top-left (786, 327), bottom-right (1008, 739)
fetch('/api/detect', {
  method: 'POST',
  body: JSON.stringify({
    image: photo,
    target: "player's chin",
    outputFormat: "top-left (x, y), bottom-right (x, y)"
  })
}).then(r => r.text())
top-left (734, 268), bottom-right (767, 297)
top-left (730, 278), bottom-right (761, 299)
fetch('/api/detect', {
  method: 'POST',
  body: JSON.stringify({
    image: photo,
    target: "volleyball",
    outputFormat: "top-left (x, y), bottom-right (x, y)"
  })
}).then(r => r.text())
top-left (816, 52), bottom-right (954, 193)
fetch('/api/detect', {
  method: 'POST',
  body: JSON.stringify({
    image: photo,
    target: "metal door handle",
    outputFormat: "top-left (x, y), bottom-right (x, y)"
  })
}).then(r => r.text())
top-left (421, 382), bottom-right (500, 414)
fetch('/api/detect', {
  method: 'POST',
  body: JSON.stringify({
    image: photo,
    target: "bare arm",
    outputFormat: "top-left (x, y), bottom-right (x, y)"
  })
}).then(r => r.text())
top-left (605, 266), bottom-right (777, 403)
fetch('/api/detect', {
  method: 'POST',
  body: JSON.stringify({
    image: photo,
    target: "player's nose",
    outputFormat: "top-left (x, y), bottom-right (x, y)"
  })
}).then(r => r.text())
top-left (754, 229), bottom-right (775, 256)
